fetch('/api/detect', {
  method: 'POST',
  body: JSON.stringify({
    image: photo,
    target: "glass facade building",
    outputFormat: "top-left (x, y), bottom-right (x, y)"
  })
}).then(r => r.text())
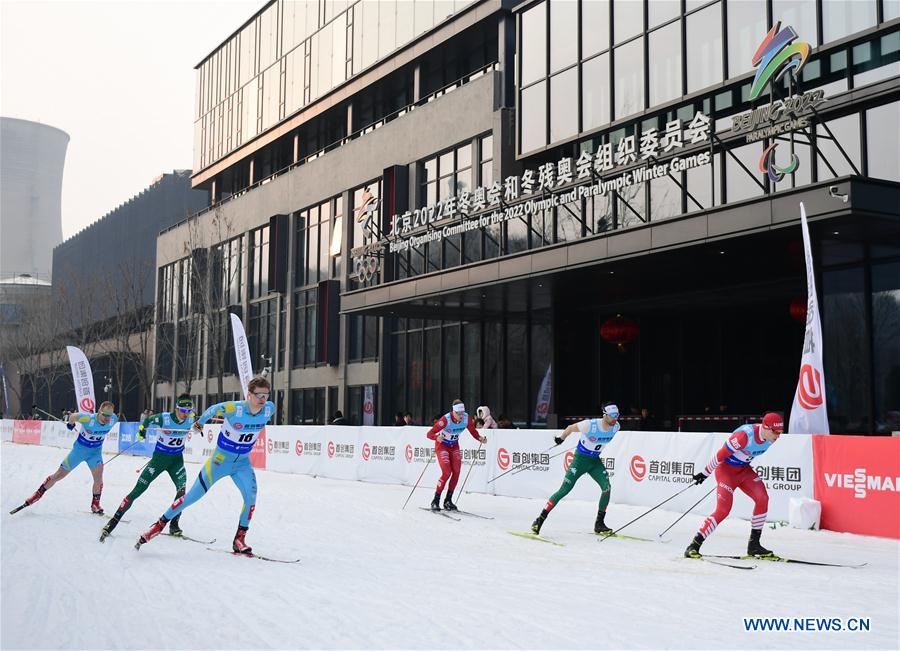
top-left (155, 0), bottom-right (900, 434)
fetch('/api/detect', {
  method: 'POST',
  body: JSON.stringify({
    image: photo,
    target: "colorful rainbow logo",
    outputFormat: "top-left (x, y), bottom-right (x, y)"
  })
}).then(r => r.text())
top-left (749, 22), bottom-right (810, 100)
top-left (759, 143), bottom-right (799, 183)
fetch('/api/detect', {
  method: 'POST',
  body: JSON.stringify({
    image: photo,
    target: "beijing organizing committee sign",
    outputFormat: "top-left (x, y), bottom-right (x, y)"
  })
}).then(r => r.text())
top-left (352, 22), bottom-right (820, 266)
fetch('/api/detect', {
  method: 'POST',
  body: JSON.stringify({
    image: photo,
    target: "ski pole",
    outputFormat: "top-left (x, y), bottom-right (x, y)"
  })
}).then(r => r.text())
top-left (510, 447), bottom-right (571, 477)
top-left (35, 408), bottom-right (61, 421)
top-left (135, 458), bottom-right (152, 473)
top-left (104, 439), bottom-right (142, 466)
top-left (402, 450), bottom-right (436, 510)
top-left (487, 444), bottom-right (559, 484)
top-left (657, 486), bottom-right (716, 539)
top-left (456, 441), bottom-right (483, 503)
top-left (597, 483), bottom-right (697, 542)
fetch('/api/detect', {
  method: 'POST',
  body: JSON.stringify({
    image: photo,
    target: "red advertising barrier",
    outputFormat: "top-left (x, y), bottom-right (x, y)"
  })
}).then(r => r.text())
top-left (249, 428), bottom-right (267, 470)
top-left (12, 420), bottom-right (41, 445)
top-left (813, 435), bottom-right (900, 539)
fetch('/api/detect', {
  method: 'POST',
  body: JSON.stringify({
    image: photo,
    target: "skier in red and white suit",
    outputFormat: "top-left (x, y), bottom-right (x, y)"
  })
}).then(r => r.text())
top-left (684, 412), bottom-right (784, 559)
top-left (425, 399), bottom-right (487, 512)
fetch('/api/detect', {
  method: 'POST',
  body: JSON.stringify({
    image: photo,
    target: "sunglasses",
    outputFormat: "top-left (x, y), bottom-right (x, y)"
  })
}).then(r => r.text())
top-left (251, 392), bottom-right (270, 400)
top-left (176, 406), bottom-right (193, 413)
top-left (98, 412), bottom-right (114, 419)
top-left (606, 413), bottom-right (620, 419)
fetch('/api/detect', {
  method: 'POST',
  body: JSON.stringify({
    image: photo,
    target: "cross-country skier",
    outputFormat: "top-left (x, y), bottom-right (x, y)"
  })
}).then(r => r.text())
top-left (531, 403), bottom-right (620, 535)
top-left (99, 394), bottom-right (195, 542)
top-left (135, 377), bottom-right (274, 554)
top-left (12, 402), bottom-right (118, 515)
top-left (684, 412), bottom-right (784, 559)
top-left (425, 399), bottom-right (487, 511)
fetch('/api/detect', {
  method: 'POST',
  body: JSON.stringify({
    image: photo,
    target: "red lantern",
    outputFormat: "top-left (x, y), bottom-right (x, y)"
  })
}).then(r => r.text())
top-left (789, 297), bottom-right (807, 324)
top-left (600, 315), bottom-right (639, 353)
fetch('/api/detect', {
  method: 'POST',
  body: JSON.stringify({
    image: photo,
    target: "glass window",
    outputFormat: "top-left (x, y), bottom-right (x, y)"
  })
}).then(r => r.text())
top-left (379, 0), bottom-right (397, 58)
top-left (725, 142), bottom-right (764, 202)
top-left (853, 34), bottom-right (900, 87)
top-left (686, 153), bottom-right (722, 211)
top-left (727, 0), bottom-right (767, 79)
top-left (521, 81), bottom-right (547, 152)
top-left (816, 114), bottom-right (861, 179)
top-left (648, 21), bottom-right (681, 106)
top-left (521, 2), bottom-right (547, 86)
top-left (614, 37), bottom-right (644, 119)
top-left (866, 102), bottom-right (900, 182)
top-left (886, 0), bottom-right (900, 21)
top-left (823, 268), bottom-right (871, 433)
top-left (614, 0), bottom-right (643, 44)
top-left (872, 262), bottom-right (900, 434)
top-left (650, 174), bottom-right (682, 220)
top-left (582, 0), bottom-right (610, 58)
top-left (397, 0), bottom-right (414, 44)
top-left (823, 0), bottom-right (876, 44)
top-left (582, 53), bottom-right (611, 131)
top-left (772, 0), bottom-right (818, 47)
top-left (617, 180), bottom-right (646, 227)
top-left (361, 0), bottom-right (379, 69)
top-left (686, 2), bottom-right (723, 93)
top-left (415, 0), bottom-right (435, 36)
top-left (550, 68), bottom-right (579, 142)
top-left (506, 323), bottom-right (527, 422)
top-left (550, 0), bottom-right (578, 73)
top-left (649, 0), bottom-right (680, 28)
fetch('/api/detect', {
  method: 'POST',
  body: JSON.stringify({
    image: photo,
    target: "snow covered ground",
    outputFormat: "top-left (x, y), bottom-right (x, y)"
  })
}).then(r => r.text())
top-left (2, 442), bottom-right (897, 650)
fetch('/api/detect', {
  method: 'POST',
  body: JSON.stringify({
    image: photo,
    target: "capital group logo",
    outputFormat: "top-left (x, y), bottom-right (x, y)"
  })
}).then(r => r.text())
top-left (207, 430), bottom-right (213, 443)
top-left (267, 439), bottom-right (273, 453)
top-left (797, 363), bottom-right (825, 410)
top-left (362, 442), bottom-right (371, 461)
top-left (630, 455), bottom-right (647, 482)
top-left (497, 447), bottom-right (510, 470)
top-left (327, 440), bottom-right (335, 458)
top-left (563, 451), bottom-right (574, 471)
top-left (405, 444), bottom-right (413, 463)
top-left (79, 397), bottom-right (95, 412)
top-left (759, 142), bottom-right (799, 183)
top-left (750, 22), bottom-right (810, 100)
top-left (295, 440), bottom-right (304, 456)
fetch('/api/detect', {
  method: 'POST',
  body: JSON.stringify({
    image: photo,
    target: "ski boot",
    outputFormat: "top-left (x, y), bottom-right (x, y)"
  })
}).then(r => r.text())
top-left (531, 511), bottom-right (547, 535)
top-left (443, 491), bottom-right (458, 512)
top-left (594, 510), bottom-right (612, 534)
top-left (168, 515), bottom-right (183, 537)
top-left (100, 515), bottom-right (121, 543)
top-left (232, 526), bottom-right (252, 555)
top-left (747, 529), bottom-right (774, 558)
top-left (135, 517), bottom-right (168, 550)
top-left (684, 534), bottom-right (704, 559)
top-left (90, 493), bottom-right (104, 516)
top-left (430, 493), bottom-right (441, 511)
top-left (26, 477), bottom-right (51, 506)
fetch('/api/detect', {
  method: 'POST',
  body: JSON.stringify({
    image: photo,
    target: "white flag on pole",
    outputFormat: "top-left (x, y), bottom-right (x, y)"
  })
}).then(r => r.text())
top-left (534, 364), bottom-right (552, 422)
top-left (789, 203), bottom-right (830, 434)
top-left (66, 346), bottom-right (96, 413)
top-left (230, 313), bottom-right (253, 396)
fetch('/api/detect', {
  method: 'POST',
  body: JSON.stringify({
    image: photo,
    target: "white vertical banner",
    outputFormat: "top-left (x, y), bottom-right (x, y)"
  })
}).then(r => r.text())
top-left (533, 364), bottom-right (552, 422)
top-left (229, 313), bottom-right (253, 396)
top-left (362, 385), bottom-right (375, 426)
top-left (66, 346), bottom-right (96, 413)
top-left (789, 203), bottom-right (830, 434)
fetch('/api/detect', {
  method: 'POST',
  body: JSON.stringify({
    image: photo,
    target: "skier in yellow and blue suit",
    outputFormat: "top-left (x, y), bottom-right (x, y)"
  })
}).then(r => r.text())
top-left (135, 376), bottom-right (274, 554)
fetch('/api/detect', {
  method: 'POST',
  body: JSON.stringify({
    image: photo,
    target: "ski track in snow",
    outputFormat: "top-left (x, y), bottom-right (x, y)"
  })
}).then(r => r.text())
top-left (2, 442), bottom-right (897, 650)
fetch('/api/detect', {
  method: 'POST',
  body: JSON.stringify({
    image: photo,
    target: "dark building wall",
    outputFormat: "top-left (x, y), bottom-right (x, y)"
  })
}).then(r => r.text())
top-left (52, 171), bottom-right (208, 322)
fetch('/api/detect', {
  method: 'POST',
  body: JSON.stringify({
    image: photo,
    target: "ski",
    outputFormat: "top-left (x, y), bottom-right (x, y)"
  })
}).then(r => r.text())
top-left (690, 556), bottom-right (757, 570)
top-left (9, 503), bottom-right (29, 515)
top-left (592, 532), bottom-right (656, 542)
top-left (162, 533), bottom-right (216, 545)
top-left (508, 531), bottom-right (565, 546)
top-left (206, 548), bottom-right (300, 564)
top-left (453, 509), bottom-right (494, 520)
top-left (418, 507), bottom-right (461, 521)
top-left (705, 554), bottom-right (867, 568)
top-left (79, 510), bottom-right (107, 517)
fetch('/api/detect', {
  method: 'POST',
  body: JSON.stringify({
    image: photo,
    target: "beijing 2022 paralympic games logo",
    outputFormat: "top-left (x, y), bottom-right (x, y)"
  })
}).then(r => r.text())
top-left (750, 22), bottom-right (810, 181)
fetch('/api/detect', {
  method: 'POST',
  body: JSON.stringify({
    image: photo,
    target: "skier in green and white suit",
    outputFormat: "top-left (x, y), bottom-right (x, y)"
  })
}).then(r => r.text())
top-left (100, 395), bottom-right (196, 542)
top-left (531, 403), bottom-right (621, 536)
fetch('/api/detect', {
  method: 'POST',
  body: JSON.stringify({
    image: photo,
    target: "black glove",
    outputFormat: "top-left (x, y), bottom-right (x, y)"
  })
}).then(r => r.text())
top-left (66, 422), bottom-right (76, 431)
top-left (554, 436), bottom-right (564, 445)
top-left (692, 472), bottom-right (708, 485)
